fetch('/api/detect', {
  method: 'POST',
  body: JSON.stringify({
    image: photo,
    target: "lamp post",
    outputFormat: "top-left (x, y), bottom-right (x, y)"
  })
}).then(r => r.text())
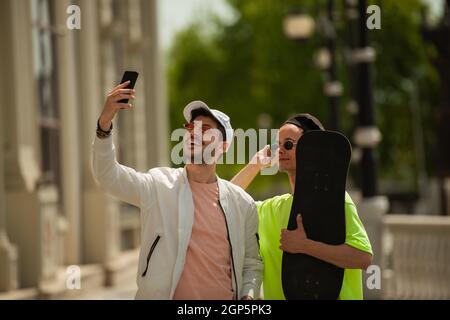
top-left (353, 0), bottom-right (379, 198)
top-left (283, 4), bottom-right (342, 131)
top-left (422, 0), bottom-right (450, 215)
top-left (346, 0), bottom-right (388, 299)
top-left (323, 0), bottom-right (342, 132)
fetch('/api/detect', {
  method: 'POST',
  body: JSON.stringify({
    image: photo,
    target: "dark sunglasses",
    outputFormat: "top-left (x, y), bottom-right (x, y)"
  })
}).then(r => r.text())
top-left (273, 140), bottom-right (298, 151)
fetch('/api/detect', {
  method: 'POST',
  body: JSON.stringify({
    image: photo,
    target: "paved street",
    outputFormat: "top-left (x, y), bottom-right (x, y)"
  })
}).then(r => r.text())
top-left (75, 283), bottom-right (137, 300)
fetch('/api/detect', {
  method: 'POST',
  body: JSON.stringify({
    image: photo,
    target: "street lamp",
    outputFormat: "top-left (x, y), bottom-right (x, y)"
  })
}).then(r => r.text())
top-left (283, 3), bottom-right (343, 132)
top-left (314, 47), bottom-right (332, 70)
top-left (283, 11), bottom-right (316, 40)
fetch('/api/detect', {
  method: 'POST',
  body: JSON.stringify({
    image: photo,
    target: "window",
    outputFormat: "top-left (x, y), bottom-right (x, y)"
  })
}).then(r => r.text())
top-left (31, 0), bottom-right (61, 189)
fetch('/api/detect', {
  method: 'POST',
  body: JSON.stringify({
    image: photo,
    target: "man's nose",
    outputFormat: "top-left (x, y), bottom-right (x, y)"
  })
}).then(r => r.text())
top-left (190, 131), bottom-right (198, 139)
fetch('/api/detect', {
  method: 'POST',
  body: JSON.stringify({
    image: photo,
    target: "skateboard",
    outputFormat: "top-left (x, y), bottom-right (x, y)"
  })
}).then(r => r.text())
top-left (282, 130), bottom-right (351, 300)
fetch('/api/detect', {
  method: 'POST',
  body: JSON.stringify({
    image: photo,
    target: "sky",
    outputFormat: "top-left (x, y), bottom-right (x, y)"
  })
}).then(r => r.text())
top-left (157, 0), bottom-right (445, 51)
top-left (158, 0), bottom-right (234, 50)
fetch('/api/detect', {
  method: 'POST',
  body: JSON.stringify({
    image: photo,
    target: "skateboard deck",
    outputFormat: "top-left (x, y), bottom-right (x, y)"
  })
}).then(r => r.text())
top-left (282, 130), bottom-right (351, 300)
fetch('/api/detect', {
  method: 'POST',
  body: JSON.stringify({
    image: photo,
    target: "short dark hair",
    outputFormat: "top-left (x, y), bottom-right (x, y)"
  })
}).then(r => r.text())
top-left (190, 108), bottom-right (226, 141)
top-left (283, 113), bottom-right (325, 132)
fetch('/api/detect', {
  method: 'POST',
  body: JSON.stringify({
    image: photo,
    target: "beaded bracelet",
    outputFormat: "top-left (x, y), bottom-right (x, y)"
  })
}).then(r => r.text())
top-left (96, 119), bottom-right (113, 139)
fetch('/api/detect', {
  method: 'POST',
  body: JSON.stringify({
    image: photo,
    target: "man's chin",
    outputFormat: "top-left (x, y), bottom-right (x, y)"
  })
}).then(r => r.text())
top-left (278, 165), bottom-right (291, 173)
top-left (183, 153), bottom-right (217, 165)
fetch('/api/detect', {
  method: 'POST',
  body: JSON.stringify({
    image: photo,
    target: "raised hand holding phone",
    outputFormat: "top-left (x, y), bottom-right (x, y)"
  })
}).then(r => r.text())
top-left (118, 71), bottom-right (139, 103)
top-left (98, 71), bottom-right (139, 131)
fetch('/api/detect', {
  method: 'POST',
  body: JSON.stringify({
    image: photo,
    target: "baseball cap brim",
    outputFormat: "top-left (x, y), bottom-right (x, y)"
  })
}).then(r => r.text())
top-left (183, 101), bottom-right (214, 123)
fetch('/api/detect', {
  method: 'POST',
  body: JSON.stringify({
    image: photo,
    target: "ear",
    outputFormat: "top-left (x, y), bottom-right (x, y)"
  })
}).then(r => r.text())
top-left (214, 141), bottom-right (224, 155)
top-left (213, 141), bottom-right (227, 160)
top-left (221, 141), bottom-right (229, 153)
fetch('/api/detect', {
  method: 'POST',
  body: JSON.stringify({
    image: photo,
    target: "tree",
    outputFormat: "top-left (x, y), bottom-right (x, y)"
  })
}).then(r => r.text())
top-left (167, 0), bottom-right (439, 199)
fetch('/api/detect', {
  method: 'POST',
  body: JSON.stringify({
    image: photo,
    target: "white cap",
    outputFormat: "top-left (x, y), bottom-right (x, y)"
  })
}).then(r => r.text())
top-left (183, 100), bottom-right (234, 151)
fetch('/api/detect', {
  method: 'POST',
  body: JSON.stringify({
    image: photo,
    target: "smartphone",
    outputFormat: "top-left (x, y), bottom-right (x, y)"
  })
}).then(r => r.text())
top-left (267, 134), bottom-right (280, 168)
top-left (118, 71), bottom-right (139, 103)
top-left (270, 134), bottom-right (279, 158)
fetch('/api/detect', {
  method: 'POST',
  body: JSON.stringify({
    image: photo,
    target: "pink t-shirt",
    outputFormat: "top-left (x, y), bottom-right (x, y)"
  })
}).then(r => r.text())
top-left (173, 179), bottom-right (233, 300)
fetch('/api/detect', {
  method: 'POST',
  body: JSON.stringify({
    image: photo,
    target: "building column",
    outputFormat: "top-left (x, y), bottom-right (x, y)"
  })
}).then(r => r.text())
top-left (141, 0), bottom-right (169, 167)
top-left (52, 0), bottom-right (82, 265)
top-left (0, 49), bottom-right (18, 291)
top-left (123, 0), bottom-right (148, 173)
top-left (77, 0), bottom-right (121, 264)
top-left (1, 0), bottom-right (60, 288)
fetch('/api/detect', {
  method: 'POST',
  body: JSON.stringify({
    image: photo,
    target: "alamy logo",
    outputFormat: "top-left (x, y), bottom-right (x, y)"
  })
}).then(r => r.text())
top-left (366, 5), bottom-right (381, 30)
top-left (366, 265), bottom-right (381, 290)
top-left (66, 265), bottom-right (81, 290)
top-left (66, 5), bottom-right (81, 30)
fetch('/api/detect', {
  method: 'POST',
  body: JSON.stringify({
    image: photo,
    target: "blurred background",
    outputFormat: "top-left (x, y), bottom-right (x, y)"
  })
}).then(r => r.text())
top-left (0, 0), bottom-right (449, 299)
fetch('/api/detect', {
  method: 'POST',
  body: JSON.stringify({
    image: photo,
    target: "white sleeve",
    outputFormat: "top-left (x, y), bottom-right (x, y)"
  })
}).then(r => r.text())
top-left (240, 201), bottom-right (263, 298)
top-left (91, 135), bottom-right (154, 207)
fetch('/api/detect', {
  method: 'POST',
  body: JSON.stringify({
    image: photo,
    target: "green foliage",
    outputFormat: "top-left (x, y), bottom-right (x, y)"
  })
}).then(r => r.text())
top-left (369, 0), bottom-right (439, 188)
top-left (167, 0), bottom-right (439, 198)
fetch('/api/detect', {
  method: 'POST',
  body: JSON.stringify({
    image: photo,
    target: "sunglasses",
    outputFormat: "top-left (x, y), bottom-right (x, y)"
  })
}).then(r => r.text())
top-left (273, 140), bottom-right (298, 151)
top-left (183, 122), bottom-right (213, 133)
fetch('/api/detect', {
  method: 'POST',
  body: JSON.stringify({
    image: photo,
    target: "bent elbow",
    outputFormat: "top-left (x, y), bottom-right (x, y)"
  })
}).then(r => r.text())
top-left (360, 253), bottom-right (373, 270)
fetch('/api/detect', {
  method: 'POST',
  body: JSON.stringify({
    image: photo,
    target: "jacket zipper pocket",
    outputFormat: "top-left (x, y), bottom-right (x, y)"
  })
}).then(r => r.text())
top-left (141, 235), bottom-right (161, 277)
top-left (256, 233), bottom-right (260, 249)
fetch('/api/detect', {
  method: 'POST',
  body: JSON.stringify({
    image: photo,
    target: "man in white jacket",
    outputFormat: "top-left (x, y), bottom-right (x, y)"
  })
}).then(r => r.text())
top-left (92, 81), bottom-right (262, 300)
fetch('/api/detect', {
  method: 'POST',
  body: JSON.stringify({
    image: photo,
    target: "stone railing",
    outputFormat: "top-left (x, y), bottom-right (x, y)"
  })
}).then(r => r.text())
top-left (382, 215), bottom-right (450, 299)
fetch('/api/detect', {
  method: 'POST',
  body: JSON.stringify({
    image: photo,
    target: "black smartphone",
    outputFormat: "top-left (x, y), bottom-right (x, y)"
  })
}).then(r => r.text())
top-left (118, 71), bottom-right (139, 103)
